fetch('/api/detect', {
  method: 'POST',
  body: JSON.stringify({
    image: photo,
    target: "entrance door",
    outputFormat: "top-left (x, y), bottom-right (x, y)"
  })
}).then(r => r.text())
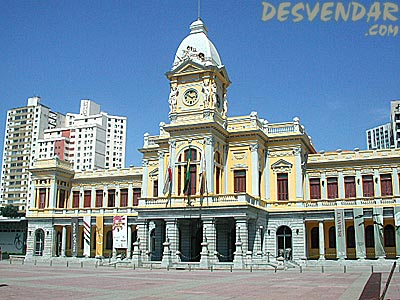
top-left (35, 229), bottom-right (45, 256)
top-left (276, 226), bottom-right (292, 260)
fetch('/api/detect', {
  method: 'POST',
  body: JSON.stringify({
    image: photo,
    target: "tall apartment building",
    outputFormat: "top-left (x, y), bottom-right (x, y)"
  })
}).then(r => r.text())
top-left (366, 100), bottom-right (400, 149)
top-left (0, 96), bottom-right (65, 211)
top-left (38, 99), bottom-right (127, 171)
top-left (1, 98), bottom-right (127, 212)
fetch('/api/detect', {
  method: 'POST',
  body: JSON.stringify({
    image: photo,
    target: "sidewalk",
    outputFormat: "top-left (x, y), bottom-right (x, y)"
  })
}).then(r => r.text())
top-left (0, 261), bottom-right (384, 300)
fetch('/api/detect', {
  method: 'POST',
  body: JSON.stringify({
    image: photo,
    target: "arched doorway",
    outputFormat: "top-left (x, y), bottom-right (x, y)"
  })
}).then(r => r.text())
top-left (276, 226), bottom-right (292, 260)
top-left (35, 229), bottom-right (45, 256)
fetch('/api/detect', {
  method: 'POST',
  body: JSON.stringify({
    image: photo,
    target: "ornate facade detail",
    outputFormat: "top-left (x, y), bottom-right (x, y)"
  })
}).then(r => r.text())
top-left (232, 151), bottom-right (247, 162)
top-left (308, 172), bottom-right (321, 177)
top-left (325, 171), bottom-right (338, 176)
top-left (222, 93), bottom-right (228, 117)
top-left (158, 151), bottom-right (165, 159)
top-left (178, 46), bottom-right (205, 65)
top-left (168, 86), bottom-right (178, 112)
top-left (169, 140), bottom-right (176, 149)
top-left (293, 148), bottom-right (302, 156)
top-left (268, 151), bottom-right (293, 158)
top-left (142, 159), bottom-right (149, 167)
top-left (202, 81), bottom-right (211, 108)
top-left (204, 136), bottom-right (214, 146)
top-left (271, 159), bottom-right (293, 174)
top-left (250, 143), bottom-right (259, 152)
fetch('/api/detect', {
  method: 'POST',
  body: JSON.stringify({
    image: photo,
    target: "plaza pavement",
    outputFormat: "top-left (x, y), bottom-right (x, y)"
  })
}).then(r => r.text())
top-left (0, 260), bottom-right (399, 299)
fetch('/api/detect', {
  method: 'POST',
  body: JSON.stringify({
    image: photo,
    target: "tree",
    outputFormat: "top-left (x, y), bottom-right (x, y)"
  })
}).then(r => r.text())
top-left (0, 204), bottom-right (19, 218)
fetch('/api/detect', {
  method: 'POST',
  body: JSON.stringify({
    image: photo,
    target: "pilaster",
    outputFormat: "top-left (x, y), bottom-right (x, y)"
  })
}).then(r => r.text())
top-left (250, 143), bottom-right (259, 197)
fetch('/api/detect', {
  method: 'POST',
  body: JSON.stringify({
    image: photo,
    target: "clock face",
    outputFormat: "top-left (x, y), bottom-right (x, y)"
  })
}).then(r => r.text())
top-left (183, 88), bottom-right (198, 106)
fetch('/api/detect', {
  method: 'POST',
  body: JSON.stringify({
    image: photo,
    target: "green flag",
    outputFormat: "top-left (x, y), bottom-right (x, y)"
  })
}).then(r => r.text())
top-left (183, 147), bottom-right (192, 195)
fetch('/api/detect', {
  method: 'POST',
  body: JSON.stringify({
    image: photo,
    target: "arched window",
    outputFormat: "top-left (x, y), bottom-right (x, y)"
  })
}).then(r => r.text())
top-left (105, 231), bottom-right (113, 250)
top-left (347, 226), bottom-right (355, 248)
top-left (34, 229), bottom-right (45, 256)
top-left (178, 148), bottom-right (198, 195)
top-left (310, 227), bottom-right (319, 249)
top-left (328, 226), bottom-right (336, 248)
top-left (384, 225), bottom-right (395, 247)
top-left (365, 225), bottom-right (374, 248)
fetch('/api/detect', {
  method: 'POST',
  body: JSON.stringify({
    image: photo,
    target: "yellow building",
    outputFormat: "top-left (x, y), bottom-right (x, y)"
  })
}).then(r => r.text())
top-left (26, 19), bottom-right (400, 267)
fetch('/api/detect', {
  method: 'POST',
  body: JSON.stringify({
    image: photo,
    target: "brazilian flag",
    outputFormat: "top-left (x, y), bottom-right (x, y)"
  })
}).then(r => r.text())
top-left (183, 147), bottom-right (192, 195)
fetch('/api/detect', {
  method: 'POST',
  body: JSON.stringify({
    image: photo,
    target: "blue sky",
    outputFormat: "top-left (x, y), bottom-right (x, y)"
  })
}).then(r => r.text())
top-left (1, 1), bottom-right (399, 166)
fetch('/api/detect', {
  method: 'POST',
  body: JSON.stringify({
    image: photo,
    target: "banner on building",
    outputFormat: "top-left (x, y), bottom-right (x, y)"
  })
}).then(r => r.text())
top-left (334, 209), bottom-right (346, 259)
top-left (71, 217), bottom-right (79, 257)
top-left (394, 207), bottom-right (400, 257)
top-left (96, 216), bottom-right (104, 257)
top-left (113, 216), bottom-right (128, 249)
top-left (83, 216), bottom-right (91, 257)
top-left (373, 207), bottom-right (385, 258)
top-left (353, 207), bottom-right (366, 259)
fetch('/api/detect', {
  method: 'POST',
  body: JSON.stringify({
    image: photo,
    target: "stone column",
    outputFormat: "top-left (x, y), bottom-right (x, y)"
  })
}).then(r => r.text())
top-left (253, 224), bottom-right (264, 260)
top-left (373, 207), bottom-right (385, 259)
top-left (115, 186), bottom-right (120, 208)
top-left (338, 171), bottom-right (345, 199)
top-left (318, 221), bottom-right (325, 260)
top-left (205, 136), bottom-right (215, 194)
top-left (128, 183), bottom-right (133, 207)
top-left (169, 141), bottom-right (176, 194)
top-left (233, 218), bottom-right (248, 269)
top-left (224, 145), bottom-right (229, 194)
top-left (61, 225), bottom-right (67, 257)
top-left (103, 186), bottom-right (108, 208)
top-left (165, 219), bottom-right (179, 263)
top-left (49, 178), bottom-right (57, 208)
top-left (202, 218), bottom-right (218, 264)
top-left (394, 207), bottom-right (400, 258)
top-left (321, 173), bottom-right (327, 199)
top-left (294, 148), bottom-right (303, 199)
top-left (264, 150), bottom-right (270, 200)
top-left (393, 168), bottom-right (399, 196)
top-left (91, 187), bottom-right (96, 208)
top-left (136, 220), bottom-right (149, 261)
top-left (250, 143), bottom-right (259, 197)
top-left (374, 169), bottom-right (381, 197)
top-left (141, 160), bottom-right (149, 197)
top-left (158, 151), bottom-right (165, 196)
top-left (353, 207), bottom-right (366, 260)
top-left (355, 170), bottom-right (362, 198)
top-left (127, 225), bottom-right (132, 258)
top-left (304, 173), bottom-right (310, 200)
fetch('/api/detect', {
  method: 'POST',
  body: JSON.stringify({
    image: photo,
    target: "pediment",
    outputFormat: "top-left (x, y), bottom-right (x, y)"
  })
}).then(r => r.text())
top-left (149, 168), bottom-right (158, 177)
top-left (271, 159), bottom-right (292, 173)
top-left (167, 60), bottom-right (205, 76)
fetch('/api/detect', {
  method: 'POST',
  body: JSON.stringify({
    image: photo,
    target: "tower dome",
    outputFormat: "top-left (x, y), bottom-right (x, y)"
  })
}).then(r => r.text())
top-left (172, 19), bottom-right (222, 70)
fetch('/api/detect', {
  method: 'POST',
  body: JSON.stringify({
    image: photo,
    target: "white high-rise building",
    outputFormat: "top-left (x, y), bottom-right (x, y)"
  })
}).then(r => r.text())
top-left (366, 100), bottom-right (400, 150)
top-left (390, 100), bottom-right (400, 148)
top-left (1, 97), bottom-right (127, 213)
top-left (38, 99), bottom-right (126, 171)
top-left (0, 96), bottom-right (65, 211)
top-left (366, 123), bottom-right (392, 150)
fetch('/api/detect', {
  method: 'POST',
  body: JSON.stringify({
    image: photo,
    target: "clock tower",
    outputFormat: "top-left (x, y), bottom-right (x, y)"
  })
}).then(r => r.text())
top-left (166, 19), bottom-right (230, 127)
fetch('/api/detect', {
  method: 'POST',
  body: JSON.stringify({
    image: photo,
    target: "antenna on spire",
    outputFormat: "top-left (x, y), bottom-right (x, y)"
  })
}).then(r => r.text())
top-left (197, 0), bottom-right (201, 20)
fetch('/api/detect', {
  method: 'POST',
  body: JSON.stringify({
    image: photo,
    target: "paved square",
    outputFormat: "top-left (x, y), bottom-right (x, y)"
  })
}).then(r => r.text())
top-left (0, 261), bottom-right (399, 299)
